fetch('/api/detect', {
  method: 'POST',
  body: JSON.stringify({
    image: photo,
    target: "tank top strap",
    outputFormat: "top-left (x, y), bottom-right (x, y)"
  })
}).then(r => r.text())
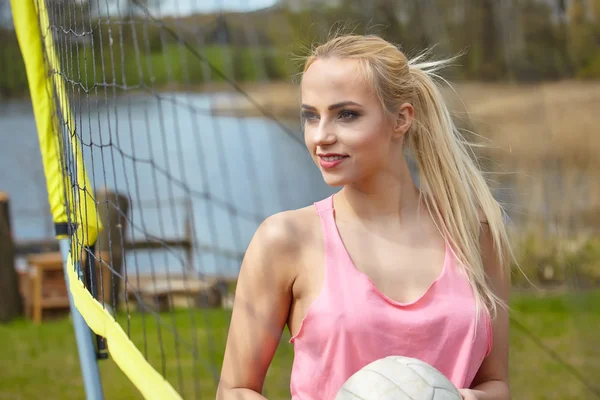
top-left (314, 194), bottom-right (334, 215)
top-left (313, 195), bottom-right (336, 242)
top-left (313, 195), bottom-right (353, 287)
top-left (314, 195), bottom-right (337, 254)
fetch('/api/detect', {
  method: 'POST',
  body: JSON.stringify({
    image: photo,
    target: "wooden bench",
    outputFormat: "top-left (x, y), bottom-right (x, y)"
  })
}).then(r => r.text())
top-left (125, 277), bottom-right (224, 313)
top-left (25, 252), bottom-right (71, 324)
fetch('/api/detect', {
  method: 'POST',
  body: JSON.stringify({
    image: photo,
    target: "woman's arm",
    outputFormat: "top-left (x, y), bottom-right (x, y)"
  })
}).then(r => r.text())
top-left (216, 212), bottom-right (300, 399)
top-left (460, 223), bottom-right (511, 400)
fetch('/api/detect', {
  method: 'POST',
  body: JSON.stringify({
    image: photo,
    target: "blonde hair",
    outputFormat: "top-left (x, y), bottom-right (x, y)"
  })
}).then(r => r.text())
top-left (303, 34), bottom-right (511, 321)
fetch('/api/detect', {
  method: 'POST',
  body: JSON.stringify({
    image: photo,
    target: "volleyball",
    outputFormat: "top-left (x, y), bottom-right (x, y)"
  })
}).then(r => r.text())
top-left (335, 356), bottom-right (462, 400)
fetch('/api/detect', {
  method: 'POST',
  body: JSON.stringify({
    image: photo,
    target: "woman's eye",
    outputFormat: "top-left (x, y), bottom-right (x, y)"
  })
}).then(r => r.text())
top-left (301, 112), bottom-right (319, 122)
top-left (339, 110), bottom-right (358, 120)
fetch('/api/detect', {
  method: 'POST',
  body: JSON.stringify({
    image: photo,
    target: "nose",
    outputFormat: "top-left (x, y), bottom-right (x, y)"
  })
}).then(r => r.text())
top-left (310, 120), bottom-right (336, 147)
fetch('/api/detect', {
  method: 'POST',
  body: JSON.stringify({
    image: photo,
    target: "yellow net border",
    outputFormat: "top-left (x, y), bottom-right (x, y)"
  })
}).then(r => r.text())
top-left (10, 0), bottom-right (182, 398)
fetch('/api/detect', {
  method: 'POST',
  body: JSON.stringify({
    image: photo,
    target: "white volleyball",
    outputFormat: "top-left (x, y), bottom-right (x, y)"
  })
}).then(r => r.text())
top-left (335, 356), bottom-right (462, 400)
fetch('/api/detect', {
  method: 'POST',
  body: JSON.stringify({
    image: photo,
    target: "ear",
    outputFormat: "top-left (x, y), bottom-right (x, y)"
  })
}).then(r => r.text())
top-left (392, 102), bottom-right (414, 139)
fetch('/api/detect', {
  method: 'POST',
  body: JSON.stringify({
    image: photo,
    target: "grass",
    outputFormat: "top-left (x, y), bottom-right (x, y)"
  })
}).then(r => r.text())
top-left (1, 290), bottom-right (599, 399)
top-left (508, 290), bottom-right (600, 399)
top-left (0, 307), bottom-right (293, 400)
top-left (1, 40), bottom-right (293, 99)
top-left (70, 44), bottom-right (291, 94)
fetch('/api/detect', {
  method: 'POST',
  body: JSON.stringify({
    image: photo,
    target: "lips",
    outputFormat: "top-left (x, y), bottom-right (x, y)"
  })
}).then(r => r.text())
top-left (321, 155), bottom-right (346, 162)
top-left (318, 153), bottom-right (349, 169)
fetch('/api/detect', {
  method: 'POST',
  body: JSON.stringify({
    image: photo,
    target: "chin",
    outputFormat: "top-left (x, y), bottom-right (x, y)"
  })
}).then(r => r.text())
top-left (320, 172), bottom-right (351, 187)
top-left (323, 180), bottom-right (346, 187)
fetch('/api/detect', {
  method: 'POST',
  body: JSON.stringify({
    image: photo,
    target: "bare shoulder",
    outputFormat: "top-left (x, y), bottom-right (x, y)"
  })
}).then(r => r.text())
top-left (243, 205), bottom-right (320, 284)
top-left (254, 205), bottom-right (316, 252)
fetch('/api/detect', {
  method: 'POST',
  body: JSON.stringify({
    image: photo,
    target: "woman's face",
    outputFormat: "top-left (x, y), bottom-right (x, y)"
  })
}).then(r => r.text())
top-left (301, 57), bottom-right (408, 187)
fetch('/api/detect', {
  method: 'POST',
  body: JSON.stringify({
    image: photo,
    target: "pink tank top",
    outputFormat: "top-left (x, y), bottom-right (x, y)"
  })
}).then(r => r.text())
top-left (289, 195), bottom-right (492, 399)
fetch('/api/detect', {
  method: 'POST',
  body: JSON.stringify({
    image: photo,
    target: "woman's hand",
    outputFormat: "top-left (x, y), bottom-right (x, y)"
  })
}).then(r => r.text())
top-left (459, 388), bottom-right (478, 400)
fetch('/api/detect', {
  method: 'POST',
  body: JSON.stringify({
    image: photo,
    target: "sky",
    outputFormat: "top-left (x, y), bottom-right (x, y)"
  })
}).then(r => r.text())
top-left (147, 0), bottom-right (279, 15)
top-left (1, 0), bottom-right (280, 27)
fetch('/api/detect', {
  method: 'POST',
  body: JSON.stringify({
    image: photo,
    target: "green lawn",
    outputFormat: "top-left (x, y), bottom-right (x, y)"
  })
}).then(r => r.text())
top-left (72, 44), bottom-right (291, 92)
top-left (0, 290), bottom-right (599, 400)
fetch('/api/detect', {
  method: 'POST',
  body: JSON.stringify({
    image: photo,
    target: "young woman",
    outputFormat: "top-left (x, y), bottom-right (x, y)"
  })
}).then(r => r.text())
top-left (217, 34), bottom-right (511, 400)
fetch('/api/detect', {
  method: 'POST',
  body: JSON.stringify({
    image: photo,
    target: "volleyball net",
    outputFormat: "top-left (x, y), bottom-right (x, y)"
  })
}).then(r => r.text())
top-left (10, 0), bottom-right (320, 398)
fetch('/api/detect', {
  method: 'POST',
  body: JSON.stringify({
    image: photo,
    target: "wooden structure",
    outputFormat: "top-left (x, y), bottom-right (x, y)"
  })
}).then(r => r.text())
top-left (0, 193), bottom-right (23, 322)
top-left (95, 188), bottom-right (130, 308)
top-left (23, 252), bottom-right (70, 324)
top-left (15, 237), bottom-right (194, 256)
top-left (18, 249), bottom-right (237, 322)
top-left (10, 188), bottom-right (243, 322)
top-left (125, 275), bottom-right (228, 313)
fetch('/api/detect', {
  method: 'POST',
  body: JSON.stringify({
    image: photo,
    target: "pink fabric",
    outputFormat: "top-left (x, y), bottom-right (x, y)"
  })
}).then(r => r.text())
top-left (289, 195), bottom-right (492, 400)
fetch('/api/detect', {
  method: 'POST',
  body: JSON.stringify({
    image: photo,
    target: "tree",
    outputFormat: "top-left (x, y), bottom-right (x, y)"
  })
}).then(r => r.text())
top-left (567, 0), bottom-right (597, 73)
top-left (512, 0), bottom-right (568, 80)
top-left (458, 0), bottom-right (507, 80)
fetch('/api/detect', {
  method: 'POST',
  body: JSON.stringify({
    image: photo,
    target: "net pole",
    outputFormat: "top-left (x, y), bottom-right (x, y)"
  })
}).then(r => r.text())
top-left (10, 0), bottom-right (104, 398)
top-left (59, 237), bottom-right (105, 400)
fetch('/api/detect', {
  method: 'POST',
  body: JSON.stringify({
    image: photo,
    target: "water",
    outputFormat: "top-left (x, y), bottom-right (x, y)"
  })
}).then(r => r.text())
top-left (2, 91), bottom-right (596, 278)
top-left (0, 92), bottom-right (336, 277)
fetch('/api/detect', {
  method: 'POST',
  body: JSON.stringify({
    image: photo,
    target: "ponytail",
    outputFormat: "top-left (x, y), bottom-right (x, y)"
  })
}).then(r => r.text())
top-left (406, 60), bottom-right (510, 320)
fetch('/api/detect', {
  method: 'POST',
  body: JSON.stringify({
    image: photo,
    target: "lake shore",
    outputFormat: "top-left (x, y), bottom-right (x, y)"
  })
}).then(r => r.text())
top-left (208, 79), bottom-right (600, 236)
top-left (209, 80), bottom-right (600, 162)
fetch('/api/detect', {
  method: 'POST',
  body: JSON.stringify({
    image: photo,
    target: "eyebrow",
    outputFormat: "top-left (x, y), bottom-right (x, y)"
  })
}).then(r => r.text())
top-left (301, 101), bottom-right (362, 111)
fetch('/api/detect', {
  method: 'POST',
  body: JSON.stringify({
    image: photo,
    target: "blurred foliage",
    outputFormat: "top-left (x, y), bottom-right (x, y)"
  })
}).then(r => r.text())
top-left (0, 29), bottom-right (27, 98)
top-left (511, 234), bottom-right (600, 288)
top-left (2, 0), bottom-right (600, 98)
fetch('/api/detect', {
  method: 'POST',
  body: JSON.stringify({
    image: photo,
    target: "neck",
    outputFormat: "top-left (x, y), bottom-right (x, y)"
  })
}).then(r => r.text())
top-left (337, 159), bottom-right (421, 222)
